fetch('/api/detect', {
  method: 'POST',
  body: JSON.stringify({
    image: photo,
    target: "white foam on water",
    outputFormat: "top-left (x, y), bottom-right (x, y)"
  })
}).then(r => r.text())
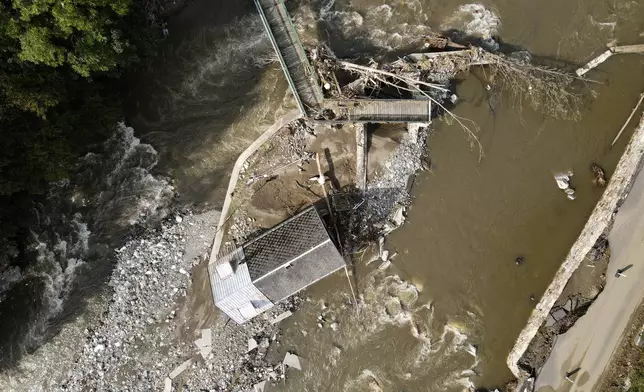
top-left (319, 0), bottom-right (364, 31)
top-left (77, 123), bottom-right (174, 231)
top-left (294, 0), bottom-right (433, 52)
top-left (365, 4), bottom-right (393, 24)
top-left (180, 16), bottom-right (274, 99)
top-left (442, 3), bottom-right (501, 40)
top-left (0, 122), bottom-right (175, 390)
top-left (286, 270), bottom-right (481, 391)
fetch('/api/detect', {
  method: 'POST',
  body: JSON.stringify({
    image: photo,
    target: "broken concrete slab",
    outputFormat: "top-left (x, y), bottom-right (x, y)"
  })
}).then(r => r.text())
top-left (254, 381), bottom-right (267, 392)
top-left (378, 236), bottom-right (385, 259)
top-left (378, 260), bottom-right (391, 270)
top-left (391, 205), bottom-right (406, 226)
top-left (552, 309), bottom-right (567, 321)
top-left (247, 338), bottom-right (259, 352)
top-left (163, 377), bottom-right (172, 392)
top-left (545, 314), bottom-right (557, 328)
top-left (194, 328), bottom-right (212, 358)
top-left (169, 358), bottom-right (193, 379)
top-left (270, 310), bottom-right (293, 325)
top-left (283, 352), bottom-right (302, 370)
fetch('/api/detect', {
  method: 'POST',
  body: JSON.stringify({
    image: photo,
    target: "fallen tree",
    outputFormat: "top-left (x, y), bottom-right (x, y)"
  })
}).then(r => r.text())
top-left (310, 39), bottom-right (590, 158)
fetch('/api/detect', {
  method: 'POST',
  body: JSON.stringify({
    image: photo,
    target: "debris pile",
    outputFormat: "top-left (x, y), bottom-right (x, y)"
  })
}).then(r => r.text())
top-left (517, 234), bottom-right (610, 376)
top-left (554, 171), bottom-right (576, 200)
top-left (57, 210), bottom-right (304, 392)
top-left (591, 163), bottom-right (607, 188)
top-left (58, 210), bottom-right (209, 392)
top-left (365, 123), bottom-right (428, 228)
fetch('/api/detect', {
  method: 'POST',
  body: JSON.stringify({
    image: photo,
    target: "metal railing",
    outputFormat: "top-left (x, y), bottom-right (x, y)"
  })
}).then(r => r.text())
top-left (254, 0), bottom-right (308, 115)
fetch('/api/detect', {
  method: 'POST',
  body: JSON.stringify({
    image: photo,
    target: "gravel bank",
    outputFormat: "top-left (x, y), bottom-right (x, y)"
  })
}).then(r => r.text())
top-left (57, 209), bottom-right (300, 392)
top-left (349, 122), bottom-right (430, 242)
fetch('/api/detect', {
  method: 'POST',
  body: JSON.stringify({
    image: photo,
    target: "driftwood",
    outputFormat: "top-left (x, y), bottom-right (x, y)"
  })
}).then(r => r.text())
top-left (612, 44), bottom-right (644, 54)
top-left (611, 92), bottom-right (644, 148)
top-left (576, 49), bottom-right (613, 77)
top-left (336, 57), bottom-right (483, 158)
top-left (313, 40), bottom-right (585, 157)
top-left (507, 111), bottom-right (644, 379)
top-left (338, 60), bottom-right (449, 92)
top-left (576, 44), bottom-right (644, 76)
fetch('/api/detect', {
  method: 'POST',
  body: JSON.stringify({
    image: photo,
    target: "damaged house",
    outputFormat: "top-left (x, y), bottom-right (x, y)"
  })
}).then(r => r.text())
top-left (209, 206), bottom-right (346, 323)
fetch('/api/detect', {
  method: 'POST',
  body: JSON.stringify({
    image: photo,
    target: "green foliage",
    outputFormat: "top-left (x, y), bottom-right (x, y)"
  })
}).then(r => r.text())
top-left (3, 0), bottom-right (133, 76)
top-left (0, 0), bottom-right (158, 195)
top-left (629, 347), bottom-right (644, 392)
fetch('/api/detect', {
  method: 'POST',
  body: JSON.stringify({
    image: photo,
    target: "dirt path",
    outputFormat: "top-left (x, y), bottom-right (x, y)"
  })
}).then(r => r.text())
top-left (208, 109), bottom-right (301, 259)
top-left (535, 143), bottom-right (644, 392)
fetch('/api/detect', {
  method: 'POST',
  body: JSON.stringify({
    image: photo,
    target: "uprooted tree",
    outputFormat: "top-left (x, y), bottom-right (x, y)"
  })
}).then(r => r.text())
top-left (309, 37), bottom-right (592, 158)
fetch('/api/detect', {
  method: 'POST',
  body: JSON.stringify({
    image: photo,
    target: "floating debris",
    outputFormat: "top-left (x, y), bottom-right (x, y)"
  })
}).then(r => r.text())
top-left (591, 163), bottom-right (607, 187)
top-left (283, 352), bottom-right (302, 370)
top-left (554, 171), bottom-right (576, 200)
top-left (270, 310), bottom-right (293, 325)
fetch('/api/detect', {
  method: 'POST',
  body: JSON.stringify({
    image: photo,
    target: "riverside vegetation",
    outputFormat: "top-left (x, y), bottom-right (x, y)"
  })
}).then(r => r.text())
top-left (0, 0), bottom-right (161, 290)
top-left (0, 0), bottom-right (168, 370)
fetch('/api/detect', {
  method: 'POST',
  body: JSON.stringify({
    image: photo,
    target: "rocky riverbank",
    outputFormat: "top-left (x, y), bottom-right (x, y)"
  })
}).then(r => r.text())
top-left (56, 209), bottom-right (301, 392)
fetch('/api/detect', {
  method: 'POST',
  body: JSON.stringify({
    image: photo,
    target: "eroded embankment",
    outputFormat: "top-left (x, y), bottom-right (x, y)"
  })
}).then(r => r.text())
top-left (507, 113), bottom-right (644, 379)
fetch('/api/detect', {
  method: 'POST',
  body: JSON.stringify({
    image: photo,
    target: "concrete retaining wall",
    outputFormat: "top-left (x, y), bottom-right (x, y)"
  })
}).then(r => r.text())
top-left (209, 110), bottom-right (301, 264)
top-left (507, 113), bottom-right (644, 378)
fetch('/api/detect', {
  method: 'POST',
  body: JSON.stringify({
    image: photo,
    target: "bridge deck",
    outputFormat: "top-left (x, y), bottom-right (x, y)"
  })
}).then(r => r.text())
top-left (324, 99), bottom-right (432, 123)
top-left (254, 0), bottom-right (435, 123)
top-left (255, 0), bottom-right (323, 115)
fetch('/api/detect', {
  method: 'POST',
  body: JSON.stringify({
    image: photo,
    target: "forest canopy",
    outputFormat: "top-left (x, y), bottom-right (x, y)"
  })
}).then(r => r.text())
top-left (0, 0), bottom-right (154, 195)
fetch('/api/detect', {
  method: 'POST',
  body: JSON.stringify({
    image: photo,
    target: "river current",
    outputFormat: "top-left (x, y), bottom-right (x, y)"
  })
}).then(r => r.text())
top-left (1, 0), bottom-right (643, 390)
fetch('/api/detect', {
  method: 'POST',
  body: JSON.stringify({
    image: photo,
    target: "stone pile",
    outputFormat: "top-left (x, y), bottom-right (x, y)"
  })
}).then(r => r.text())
top-left (366, 123), bottom-right (429, 225)
top-left (57, 209), bottom-right (301, 392)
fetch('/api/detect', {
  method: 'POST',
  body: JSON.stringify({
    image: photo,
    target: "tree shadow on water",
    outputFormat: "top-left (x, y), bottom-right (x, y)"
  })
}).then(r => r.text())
top-left (125, 0), bottom-right (288, 207)
top-left (0, 0), bottom-right (287, 375)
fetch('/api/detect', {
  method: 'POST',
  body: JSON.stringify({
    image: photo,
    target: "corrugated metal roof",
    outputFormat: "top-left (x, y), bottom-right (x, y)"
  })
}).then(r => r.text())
top-left (209, 206), bottom-right (346, 324)
top-left (324, 99), bottom-right (432, 123)
top-left (210, 259), bottom-right (252, 304)
top-left (208, 261), bottom-right (274, 324)
top-left (254, 239), bottom-right (345, 302)
top-left (243, 206), bottom-right (330, 280)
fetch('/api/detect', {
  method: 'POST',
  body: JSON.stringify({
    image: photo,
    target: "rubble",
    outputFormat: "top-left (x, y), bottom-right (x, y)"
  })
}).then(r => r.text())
top-left (283, 352), bottom-right (302, 370)
top-left (365, 123), bottom-right (429, 227)
top-left (554, 171), bottom-right (576, 200)
top-left (270, 310), bottom-right (293, 325)
top-left (194, 328), bottom-right (212, 358)
top-left (56, 209), bottom-right (302, 392)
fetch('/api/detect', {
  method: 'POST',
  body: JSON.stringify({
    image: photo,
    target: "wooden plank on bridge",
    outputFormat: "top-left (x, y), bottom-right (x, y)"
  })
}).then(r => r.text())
top-left (324, 99), bottom-right (432, 123)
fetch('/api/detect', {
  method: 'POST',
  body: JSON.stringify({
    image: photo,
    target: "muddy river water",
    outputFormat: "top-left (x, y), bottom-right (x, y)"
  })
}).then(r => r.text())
top-left (128, 0), bottom-right (644, 390)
